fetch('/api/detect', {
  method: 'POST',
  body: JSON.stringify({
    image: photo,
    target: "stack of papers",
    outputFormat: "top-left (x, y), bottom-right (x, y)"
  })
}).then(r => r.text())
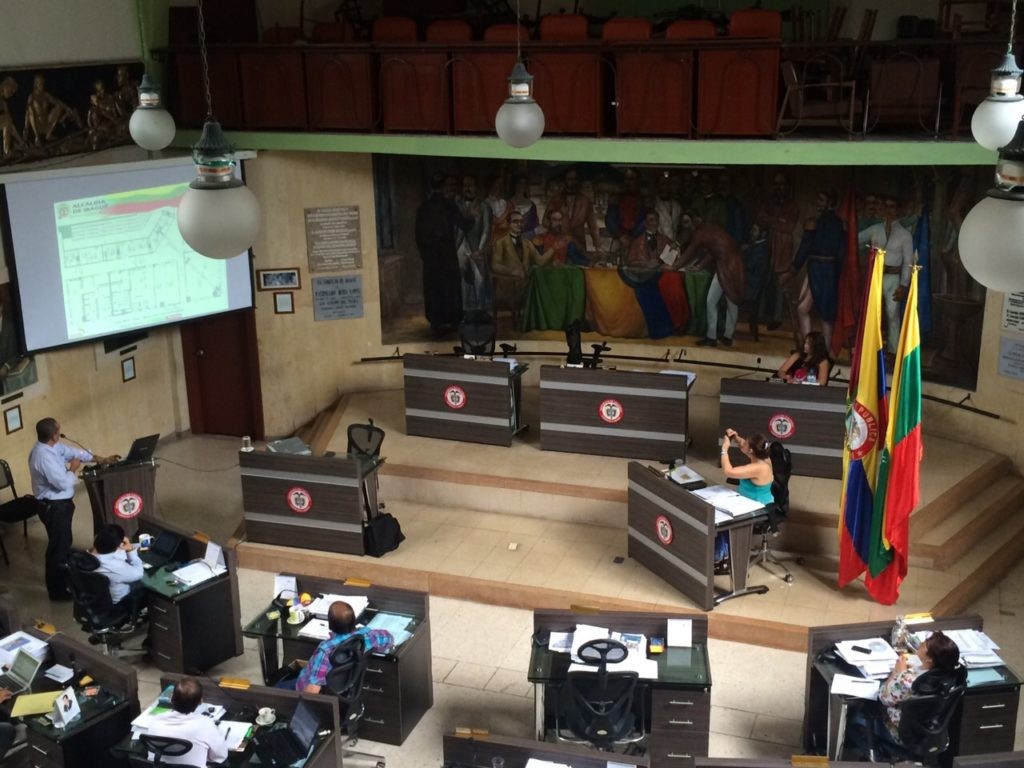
top-left (366, 613), bottom-right (414, 647)
top-left (835, 639), bottom-right (899, 679)
top-left (44, 664), bottom-right (74, 684)
top-left (667, 464), bottom-right (705, 487)
top-left (219, 720), bottom-right (254, 751)
top-left (549, 624), bottom-right (660, 680)
top-left (297, 619), bottom-right (331, 641)
top-left (912, 629), bottom-right (1004, 667)
top-left (171, 560), bottom-right (226, 587)
top-left (831, 673), bottom-right (881, 699)
top-left (306, 594), bottom-right (370, 620)
top-left (0, 631), bottom-right (48, 666)
top-left (693, 485), bottom-right (765, 522)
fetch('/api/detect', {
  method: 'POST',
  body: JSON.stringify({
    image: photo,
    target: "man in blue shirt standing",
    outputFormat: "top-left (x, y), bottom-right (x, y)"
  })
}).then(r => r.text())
top-left (28, 417), bottom-right (116, 600)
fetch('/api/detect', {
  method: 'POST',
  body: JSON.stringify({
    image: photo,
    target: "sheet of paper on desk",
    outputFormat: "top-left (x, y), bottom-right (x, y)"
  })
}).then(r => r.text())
top-left (171, 560), bottom-right (224, 587)
top-left (548, 631), bottom-right (573, 654)
top-left (366, 612), bottom-right (414, 646)
top-left (693, 486), bottom-right (763, 516)
top-left (667, 619), bottom-right (692, 648)
top-left (919, 629), bottom-right (1004, 667)
top-left (273, 574), bottom-right (297, 598)
top-left (570, 624), bottom-right (611, 661)
top-left (298, 618), bottom-right (331, 641)
top-left (10, 691), bottom-right (61, 717)
top-left (307, 594), bottom-right (370, 620)
top-left (668, 464), bottom-right (704, 486)
top-left (131, 699), bottom-right (171, 731)
top-left (44, 664), bottom-right (74, 684)
top-left (835, 639), bottom-right (897, 665)
top-left (0, 631), bottom-right (48, 666)
top-left (525, 758), bottom-right (571, 768)
top-left (831, 674), bottom-right (880, 699)
top-left (219, 720), bottom-right (253, 750)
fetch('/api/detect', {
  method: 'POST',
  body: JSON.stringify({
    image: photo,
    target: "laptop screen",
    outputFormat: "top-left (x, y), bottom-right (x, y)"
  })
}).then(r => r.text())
top-left (11, 649), bottom-right (41, 685)
top-left (288, 698), bottom-right (321, 751)
top-left (151, 531), bottom-right (182, 560)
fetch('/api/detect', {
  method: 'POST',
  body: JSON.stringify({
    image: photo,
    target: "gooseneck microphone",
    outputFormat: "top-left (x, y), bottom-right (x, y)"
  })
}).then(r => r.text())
top-left (60, 433), bottom-right (94, 455)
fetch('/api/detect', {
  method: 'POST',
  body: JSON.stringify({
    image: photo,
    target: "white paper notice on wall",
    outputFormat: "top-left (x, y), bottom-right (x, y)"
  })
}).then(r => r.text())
top-left (1002, 292), bottom-right (1024, 333)
top-left (998, 336), bottom-right (1024, 380)
top-left (666, 619), bottom-right (692, 648)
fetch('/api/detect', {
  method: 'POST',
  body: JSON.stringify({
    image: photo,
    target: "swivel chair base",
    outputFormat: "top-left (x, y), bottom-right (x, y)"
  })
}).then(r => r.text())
top-left (341, 736), bottom-right (385, 768)
top-left (713, 584), bottom-right (769, 606)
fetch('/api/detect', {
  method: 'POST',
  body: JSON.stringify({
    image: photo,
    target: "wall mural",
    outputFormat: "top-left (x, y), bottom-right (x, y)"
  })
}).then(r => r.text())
top-left (0, 281), bottom-right (37, 396)
top-left (375, 157), bottom-right (987, 390)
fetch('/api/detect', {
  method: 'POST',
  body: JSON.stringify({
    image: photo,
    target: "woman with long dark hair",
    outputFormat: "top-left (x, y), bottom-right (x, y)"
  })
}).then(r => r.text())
top-left (776, 330), bottom-right (832, 385)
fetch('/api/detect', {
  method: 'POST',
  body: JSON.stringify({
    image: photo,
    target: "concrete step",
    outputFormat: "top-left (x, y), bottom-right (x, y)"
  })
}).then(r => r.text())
top-left (909, 455), bottom-right (1014, 540)
top-left (911, 475), bottom-right (1024, 570)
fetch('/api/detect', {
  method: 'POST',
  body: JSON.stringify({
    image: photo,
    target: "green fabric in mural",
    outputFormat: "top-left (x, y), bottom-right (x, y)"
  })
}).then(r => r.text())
top-left (519, 266), bottom-right (586, 332)
top-left (683, 269), bottom-right (713, 337)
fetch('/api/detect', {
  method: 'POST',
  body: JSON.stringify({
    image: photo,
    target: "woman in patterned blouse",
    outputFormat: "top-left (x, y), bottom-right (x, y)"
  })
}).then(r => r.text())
top-left (878, 630), bottom-right (961, 739)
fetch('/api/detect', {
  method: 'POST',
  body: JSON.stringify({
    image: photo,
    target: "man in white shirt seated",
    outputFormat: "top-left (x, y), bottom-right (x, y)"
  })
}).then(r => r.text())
top-left (90, 523), bottom-right (145, 620)
top-left (146, 677), bottom-right (228, 766)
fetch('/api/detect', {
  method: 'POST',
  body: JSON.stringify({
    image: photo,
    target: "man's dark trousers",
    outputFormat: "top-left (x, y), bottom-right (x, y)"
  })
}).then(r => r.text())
top-left (37, 499), bottom-right (75, 598)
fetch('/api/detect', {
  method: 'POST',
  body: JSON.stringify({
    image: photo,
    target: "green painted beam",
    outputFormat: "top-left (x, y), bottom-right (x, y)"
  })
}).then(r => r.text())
top-left (172, 131), bottom-right (998, 166)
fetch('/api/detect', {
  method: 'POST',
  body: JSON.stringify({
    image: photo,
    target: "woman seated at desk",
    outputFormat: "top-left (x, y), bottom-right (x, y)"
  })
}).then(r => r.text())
top-left (715, 429), bottom-right (774, 568)
top-left (776, 331), bottom-right (832, 386)
top-left (877, 631), bottom-right (963, 742)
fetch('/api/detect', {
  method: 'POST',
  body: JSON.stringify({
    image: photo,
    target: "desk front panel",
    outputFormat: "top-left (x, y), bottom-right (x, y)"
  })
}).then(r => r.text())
top-left (404, 354), bottom-right (520, 446)
top-left (83, 463), bottom-right (157, 539)
top-left (719, 378), bottom-right (845, 478)
top-left (442, 733), bottom-right (647, 768)
top-left (540, 367), bottom-right (690, 460)
top-left (240, 450), bottom-right (365, 554)
top-left (627, 462), bottom-right (715, 611)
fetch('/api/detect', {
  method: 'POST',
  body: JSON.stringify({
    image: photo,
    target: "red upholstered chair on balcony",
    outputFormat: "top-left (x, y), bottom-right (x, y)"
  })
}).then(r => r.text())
top-left (865, 52), bottom-right (943, 135)
top-left (696, 9), bottom-right (781, 136)
top-left (171, 51), bottom-right (243, 129)
top-left (529, 14), bottom-right (602, 135)
top-left (452, 23), bottom-right (526, 133)
top-left (375, 16), bottom-right (451, 132)
top-left (305, 22), bottom-right (375, 130)
top-left (238, 44), bottom-right (308, 129)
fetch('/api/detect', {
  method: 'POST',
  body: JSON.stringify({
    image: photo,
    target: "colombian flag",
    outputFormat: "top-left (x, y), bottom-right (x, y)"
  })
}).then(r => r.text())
top-left (867, 268), bottom-right (921, 604)
top-left (837, 251), bottom-right (888, 589)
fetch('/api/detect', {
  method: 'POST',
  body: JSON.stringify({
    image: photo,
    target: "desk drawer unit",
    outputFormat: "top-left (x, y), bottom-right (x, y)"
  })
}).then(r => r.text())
top-left (957, 689), bottom-right (1020, 754)
top-left (148, 596), bottom-right (184, 671)
top-left (360, 655), bottom-right (403, 744)
top-left (25, 733), bottom-right (63, 768)
top-left (649, 689), bottom-right (710, 768)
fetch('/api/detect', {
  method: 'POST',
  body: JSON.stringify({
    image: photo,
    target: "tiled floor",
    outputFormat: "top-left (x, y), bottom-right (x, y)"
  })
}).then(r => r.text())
top-left (1, 426), bottom-right (1021, 767)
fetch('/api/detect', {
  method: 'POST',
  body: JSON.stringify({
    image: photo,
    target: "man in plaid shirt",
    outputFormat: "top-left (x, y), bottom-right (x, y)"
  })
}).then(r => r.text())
top-left (295, 601), bottom-right (394, 693)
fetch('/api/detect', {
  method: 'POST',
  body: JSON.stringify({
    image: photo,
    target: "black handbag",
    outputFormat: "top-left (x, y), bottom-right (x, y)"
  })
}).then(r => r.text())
top-left (363, 513), bottom-right (405, 557)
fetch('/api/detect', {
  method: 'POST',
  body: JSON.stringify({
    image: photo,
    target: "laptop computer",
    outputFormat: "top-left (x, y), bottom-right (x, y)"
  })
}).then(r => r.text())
top-left (255, 698), bottom-right (321, 766)
top-left (0, 649), bottom-right (44, 694)
top-left (120, 434), bottom-right (160, 465)
top-left (142, 530), bottom-right (183, 570)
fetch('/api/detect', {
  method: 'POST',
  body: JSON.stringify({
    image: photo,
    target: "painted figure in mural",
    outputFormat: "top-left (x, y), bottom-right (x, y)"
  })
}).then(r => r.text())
top-left (0, 77), bottom-right (26, 159)
top-left (0, 285), bottom-right (36, 395)
top-left (534, 210), bottom-right (581, 266)
top-left (484, 174), bottom-right (512, 244)
top-left (858, 196), bottom-right (914, 354)
top-left (691, 173), bottom-right (726, 228)
top-left (742, 217), bottom-right (772, 334)
top-left (114, 65), bottom-right (139, 117)
top-left (627, 211), bottom-right (676, 271)
top-left (674, 224), bottom-right (745, 347)
top-left (493, 210), bottom-right (541, 279)
top-left (542, 167), bottom-right (602, 259)
top-left (653, 173), bottom-right (683, 243)
top-left (87, 79), bottom-right (123, 150)
top-left (24, 74), bottom-right (82, 146)
top-left (756, 172), bottom-right (800, 331)
top-left (510, 174), bottom-right (539, 240)
top-left (717, 174), bottom-right (747, 244)
top-left (415, 173), bottom-right (468, 334)
top-left (455, 175), bottom-right (493, 312)
top-left (605, 168), bottom-right (647, 265)
top-left (793, 190), bottom-right (845, 351)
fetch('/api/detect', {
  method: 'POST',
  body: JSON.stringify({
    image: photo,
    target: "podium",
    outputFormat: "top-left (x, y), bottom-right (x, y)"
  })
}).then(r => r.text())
top-left (83, 462), bottom-right (157, 538)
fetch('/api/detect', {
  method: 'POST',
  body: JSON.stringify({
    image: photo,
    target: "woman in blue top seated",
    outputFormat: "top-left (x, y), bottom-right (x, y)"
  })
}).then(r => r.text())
top-left (714, 428), bottom-right (775, 567)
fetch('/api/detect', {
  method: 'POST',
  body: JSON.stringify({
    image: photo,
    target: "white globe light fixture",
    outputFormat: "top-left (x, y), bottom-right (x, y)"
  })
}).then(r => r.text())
top-left (959, 119), bottom-right (1024, 292)
top-left (176, 0), bottom-right (260, 260)
top-left (495, 61), bottom-right (545, 148)
top-left (129, 74), bottom-right (176, 151)
top-left (970, 53), bottom-right (1024, 151)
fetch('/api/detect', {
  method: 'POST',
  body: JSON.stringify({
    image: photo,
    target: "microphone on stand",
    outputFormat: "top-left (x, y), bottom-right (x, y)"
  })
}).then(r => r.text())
top-left (60, 433), bottom-right (95, 456)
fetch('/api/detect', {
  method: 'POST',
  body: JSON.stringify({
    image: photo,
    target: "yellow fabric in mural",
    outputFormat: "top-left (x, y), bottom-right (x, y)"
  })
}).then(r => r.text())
top-left (584, 267), bottom-right (647, 338)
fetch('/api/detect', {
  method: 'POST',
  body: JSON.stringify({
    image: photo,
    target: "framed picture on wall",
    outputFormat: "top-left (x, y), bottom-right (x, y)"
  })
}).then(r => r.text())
top-left (256, 268), bottom-right (301, 291)
top-left (274, 292), bottom-right (295, 314)
top-left (121, 356), bottom-right (136, 382)
top-left (4, 404), bottom-right (22, 434)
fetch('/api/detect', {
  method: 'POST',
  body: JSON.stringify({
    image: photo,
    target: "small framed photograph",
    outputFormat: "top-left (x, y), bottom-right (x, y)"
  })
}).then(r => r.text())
top-left (3, 404), bottom-right (22, 435)
top-left (274, 292), bottom-right (295, 314)
top-left (121, 356), bottom-right (136, 382)
top-left (256, 268), bottom-right (301, 291)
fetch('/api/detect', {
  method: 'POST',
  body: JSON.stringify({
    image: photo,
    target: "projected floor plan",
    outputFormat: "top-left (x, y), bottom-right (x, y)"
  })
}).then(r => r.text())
top-left (55, 184), bottom-right (230, 340)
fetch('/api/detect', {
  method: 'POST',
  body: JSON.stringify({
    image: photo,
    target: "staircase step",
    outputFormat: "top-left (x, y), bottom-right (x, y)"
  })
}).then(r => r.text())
top-left (911, 475), bottom-right (1024, 570)
top-left (910, 455), bottom-right (1013, 539)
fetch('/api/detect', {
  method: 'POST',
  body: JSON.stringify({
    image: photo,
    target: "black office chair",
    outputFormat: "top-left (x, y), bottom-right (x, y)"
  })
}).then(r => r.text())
top-left (347, 418), bottom-right (385, 459)
top-left (851, 666), bottom-right (968, 766)
top-left (0, 458), bottom-right (39, 564)
top-left (324, 635), bottom-right (386, 768)
top-left (748, 440), bottom-right (796, 583)
top-left (63, 550), bottom-right (147, 657)
top-left (128, 735), bottom-right (194, 768)
top-left (456, 310), bottom-right (496, 356)
top-left (555, 638), bottom-right (645, 751)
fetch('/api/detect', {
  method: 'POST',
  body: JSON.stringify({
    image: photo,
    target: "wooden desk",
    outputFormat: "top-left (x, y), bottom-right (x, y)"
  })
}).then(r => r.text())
top-left (138, 515), bottom-right (244, 674)
top-left (443, 733), bottom-right (648, 768)
top-left (241, 573), bottom-right (432, 746)
top-left (529, 609), bottom-right (711, 768)
top-left (719, 378), bottom-right (845, 478)
top-left (627, 462), bottom-right (768, 611)
top-left (540, 366), bottom-right (693, 460)
top-left (239, 449), bottom-right (381, 555)
top-left (155, 674), bottom-right (340, 768)
top-left (83, 462), bottom-right (157, 538)
top-left (803, 616), bottom-right (1021, 759)
top-left (403, 353), bottom-right (528, 446)
top-left (954, 753), bottom-right (1024, 768)
top-left (21, 629), bottom-right (139, 768)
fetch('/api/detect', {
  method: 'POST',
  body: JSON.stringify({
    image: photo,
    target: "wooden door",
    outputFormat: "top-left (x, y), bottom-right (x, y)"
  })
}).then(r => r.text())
top-left (180, 310), bottom-right (264, 439)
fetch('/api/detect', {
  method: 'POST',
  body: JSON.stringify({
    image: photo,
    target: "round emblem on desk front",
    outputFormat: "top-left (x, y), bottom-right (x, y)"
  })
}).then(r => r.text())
top-left (847, 402), bottom-right (878, 460)
top-left (655, 514), bottom-right (674, 545)
top-left (768, 413), bottom-right (796, 440)
top-left (112, 492), bottom-right (143, 520)
top-left (286, 486), bottom-right (313, 514)
top-left (598, 399), bottom-right (624, 424)
top-left (443, 384), bottom-right (467, 409)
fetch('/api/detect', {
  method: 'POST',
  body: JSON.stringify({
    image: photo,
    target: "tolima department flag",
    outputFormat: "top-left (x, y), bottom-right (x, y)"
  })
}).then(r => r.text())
top-left (838, 250), bottom-right (888, 589)
top-left (867, 267), bottom-right (921, 604)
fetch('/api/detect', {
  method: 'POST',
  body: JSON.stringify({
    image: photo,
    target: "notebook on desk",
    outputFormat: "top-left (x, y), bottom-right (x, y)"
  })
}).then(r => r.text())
top-left (0, 649), bottom-right (44, 694)
top-left (254, 698), bottom-right (320, 767)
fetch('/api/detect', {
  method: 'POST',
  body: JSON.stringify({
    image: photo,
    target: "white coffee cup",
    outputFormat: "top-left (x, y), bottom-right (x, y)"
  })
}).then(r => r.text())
top-left (257, 706), bottom-right (276, 725)
top-left (138, 533), bottom-right (153, 550)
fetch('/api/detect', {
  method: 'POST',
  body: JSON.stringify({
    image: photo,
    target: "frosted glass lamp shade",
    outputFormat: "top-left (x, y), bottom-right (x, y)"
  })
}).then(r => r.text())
top-left (129, 107), bottom-right (176, 151)
top-left (495, 100), bottom-right (545, 148)
top-left (177, 184), bottom-right (261, 260)
top-left (958, 194), bottom-right (1024, 292)
top-left (971, 97), bottom-right (1024, 151)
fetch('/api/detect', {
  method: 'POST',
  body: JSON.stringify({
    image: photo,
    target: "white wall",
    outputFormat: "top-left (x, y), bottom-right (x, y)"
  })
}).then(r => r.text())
top-left (0, 0), bottom-right (140, 67)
